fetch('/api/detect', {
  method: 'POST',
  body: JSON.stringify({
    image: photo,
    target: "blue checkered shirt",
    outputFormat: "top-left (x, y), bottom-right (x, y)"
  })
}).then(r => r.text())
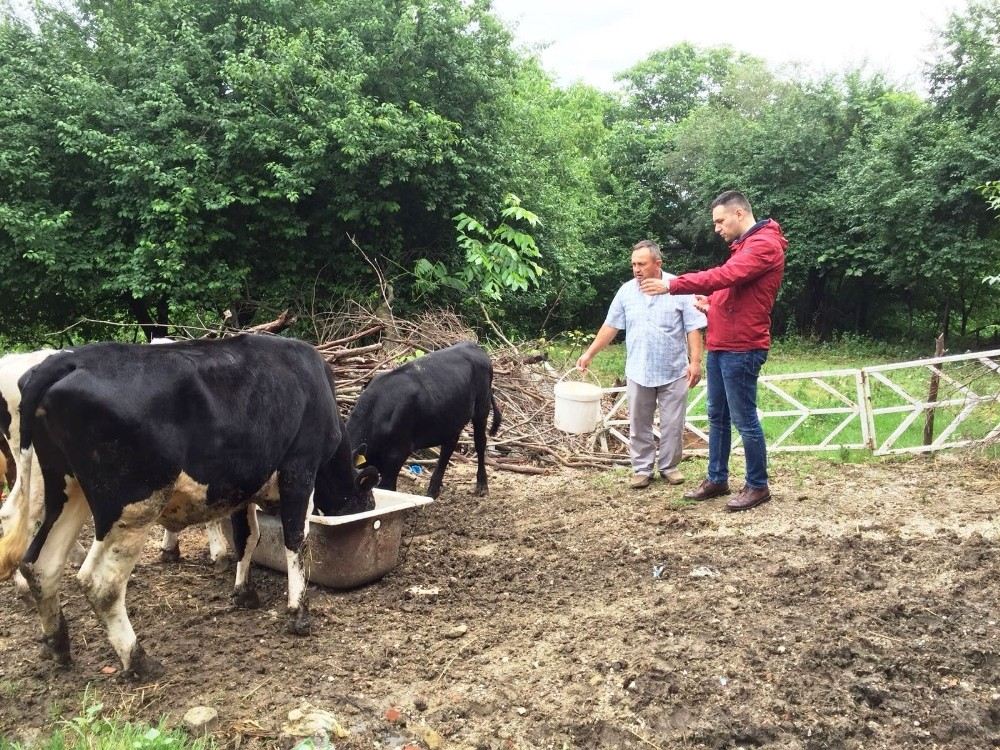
top-left (605, 272), bottom-right (707, 388)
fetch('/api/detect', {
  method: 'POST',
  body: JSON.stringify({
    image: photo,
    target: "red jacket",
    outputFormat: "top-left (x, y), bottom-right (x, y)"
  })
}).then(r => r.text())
top-left (669, 219), bottom-right (786, 351)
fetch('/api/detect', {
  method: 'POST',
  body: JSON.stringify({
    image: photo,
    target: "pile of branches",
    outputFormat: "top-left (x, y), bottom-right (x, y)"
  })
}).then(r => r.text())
top-left (300, 303), bottom-right (630, 474)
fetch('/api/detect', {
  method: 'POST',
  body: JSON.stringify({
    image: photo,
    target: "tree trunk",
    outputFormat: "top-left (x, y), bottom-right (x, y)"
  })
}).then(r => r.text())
top-left (798, 269), bottom-right (828, 336)
top-left (127, 296), bottom-right (170, 342)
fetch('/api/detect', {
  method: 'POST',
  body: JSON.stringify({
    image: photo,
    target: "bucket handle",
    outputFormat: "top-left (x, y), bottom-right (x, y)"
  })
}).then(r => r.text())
top-left (557, 367), bottom-right (602, 387)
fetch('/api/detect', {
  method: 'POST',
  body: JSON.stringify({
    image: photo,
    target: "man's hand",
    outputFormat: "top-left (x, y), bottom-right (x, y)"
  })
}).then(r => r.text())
top-left (639, 277), bottom-right (669, 295)
top-left (693, 295), bottom-right (710, 314)
top-left (686, 360), bottom-right (702, 388)
top-left (576, 353), bottom-right (593, 372)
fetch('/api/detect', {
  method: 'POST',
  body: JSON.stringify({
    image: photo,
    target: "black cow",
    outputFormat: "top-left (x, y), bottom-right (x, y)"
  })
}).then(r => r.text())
top-left (0, 335), bottom-right (378, 678)
top-left (347, 341), bottom-right (501, 498)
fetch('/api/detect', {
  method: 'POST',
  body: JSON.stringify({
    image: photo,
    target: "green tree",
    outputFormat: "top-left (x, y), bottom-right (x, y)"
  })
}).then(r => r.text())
top-left (596, 47), bottom-right (777, 321)
top-left (0, 0), bottom-right (523, 341)
top-left (922, 0), bottom-right (1000, 334)
top-left (495, 61), bottom-right (615, 333)
top-left (615, 42), bottom-right (755, 123)
top-left (412, 194), bottom-right (544, 337)
top-left (979, 181), bottom-right (1000, 285)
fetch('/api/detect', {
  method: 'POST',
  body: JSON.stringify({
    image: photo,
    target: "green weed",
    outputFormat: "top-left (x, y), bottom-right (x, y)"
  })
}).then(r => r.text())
top-left (0, 680), bottom-right (19, 700)
top-left (587, 467), bottom-right (630, 492)
top-left (1, 691), bottom-right (215, 750)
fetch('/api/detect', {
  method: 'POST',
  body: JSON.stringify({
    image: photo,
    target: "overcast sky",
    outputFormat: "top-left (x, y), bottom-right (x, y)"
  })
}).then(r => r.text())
top-left (490, 0), bottom-right (965, 91)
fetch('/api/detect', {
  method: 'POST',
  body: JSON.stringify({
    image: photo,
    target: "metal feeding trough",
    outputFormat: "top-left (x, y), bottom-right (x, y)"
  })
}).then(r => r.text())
top-left (251, 489), bottom-right (433, 589)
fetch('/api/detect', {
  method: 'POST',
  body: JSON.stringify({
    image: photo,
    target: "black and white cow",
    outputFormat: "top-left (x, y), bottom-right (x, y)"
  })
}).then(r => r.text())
top-left (347, 341), bottom-right (501, 498)
top-left (2, 349), bottom-right (223, 592)
top-left (0, 335), bottom-right (378, 678)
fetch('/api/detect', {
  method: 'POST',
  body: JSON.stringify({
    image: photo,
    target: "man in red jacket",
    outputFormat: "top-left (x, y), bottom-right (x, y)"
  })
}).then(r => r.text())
top-left (641, 191), bottom-right (786, 511)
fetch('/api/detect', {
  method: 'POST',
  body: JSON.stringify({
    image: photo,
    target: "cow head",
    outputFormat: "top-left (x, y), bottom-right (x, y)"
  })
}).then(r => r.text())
top-left (313, 444), bottom-right (379, 517)
top-left (352, 464), bottom-right (380, 508)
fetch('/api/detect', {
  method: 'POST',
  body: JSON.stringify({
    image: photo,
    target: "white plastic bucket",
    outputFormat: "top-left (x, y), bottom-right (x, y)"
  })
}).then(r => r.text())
top-left (553, 370), bottom-right (603, 434)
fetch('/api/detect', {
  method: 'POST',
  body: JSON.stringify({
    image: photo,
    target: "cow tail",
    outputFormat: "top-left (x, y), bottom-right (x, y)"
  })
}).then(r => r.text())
top-left (0, 355), bottom-right (75, 580)
top-left (489, 391), bottom-right (502, 437)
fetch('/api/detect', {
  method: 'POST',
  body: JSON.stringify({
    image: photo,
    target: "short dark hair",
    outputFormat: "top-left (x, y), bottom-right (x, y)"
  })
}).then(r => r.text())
top-left (710, 190), bottom-right (752, 213)
top-left (631, 239), bottom-right (662, 261)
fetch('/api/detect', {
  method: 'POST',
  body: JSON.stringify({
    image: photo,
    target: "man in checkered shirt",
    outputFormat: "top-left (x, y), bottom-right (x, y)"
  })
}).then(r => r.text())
top-left (577, 240), bottom-right (706, 489)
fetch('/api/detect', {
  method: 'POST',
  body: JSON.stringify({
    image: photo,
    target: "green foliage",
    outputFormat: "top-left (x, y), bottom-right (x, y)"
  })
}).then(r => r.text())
top-left (982, 180), bottom-right (1000, 285)
top-left (614, 43), bottom-right (755, 123)
top-left (487, 61), bottom-right (616, 332)
top-left (413, 194), bottom-right (544, 312)
top-left (455, 195), bottom-right (544, 301)
top-left (2, 1), bottom-right (1000, 346)
top-left (983, 181), bottom-right (1000, 213)
top-left (0, 0), bottom-right (523, 341)
top-left (0, 696), bottom-right (214, 750)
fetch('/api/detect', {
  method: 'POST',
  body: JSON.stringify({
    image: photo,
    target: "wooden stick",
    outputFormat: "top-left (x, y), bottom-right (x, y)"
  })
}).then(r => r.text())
top-left (485, 458), bottom-right (547, 475)
top-left (923, 332), bottom-right (945, 445)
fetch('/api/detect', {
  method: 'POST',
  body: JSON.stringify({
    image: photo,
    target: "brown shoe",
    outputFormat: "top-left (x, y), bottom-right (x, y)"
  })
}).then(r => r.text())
top-left (725, 485), bottom-right (771, 512)
top-left (629, 473), bottom-right (652, 489)
top-left (660, 468), bottom-right (685, 485)
top-left (682, 479), bottom-right (730, 501)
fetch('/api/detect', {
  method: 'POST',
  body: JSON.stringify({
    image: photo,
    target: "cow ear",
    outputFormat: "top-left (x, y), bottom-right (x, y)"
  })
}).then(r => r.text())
top-left (356, 465), bottom-right (380, 492)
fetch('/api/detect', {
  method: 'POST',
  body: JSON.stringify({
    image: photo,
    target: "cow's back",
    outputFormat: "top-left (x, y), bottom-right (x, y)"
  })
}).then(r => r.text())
top-left (24, 336), bottom-right (340, 515)
top-left (349, 341), bottom-right (492, 451)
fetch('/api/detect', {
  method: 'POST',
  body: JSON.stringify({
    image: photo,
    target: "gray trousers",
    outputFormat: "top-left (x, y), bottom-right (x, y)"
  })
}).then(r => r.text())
top-left (627, 376), bottom-right (688, 476)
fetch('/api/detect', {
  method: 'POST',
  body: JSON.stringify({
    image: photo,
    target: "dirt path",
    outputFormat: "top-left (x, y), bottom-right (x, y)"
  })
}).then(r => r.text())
top-left (1, 452), bottom-right (999, 749)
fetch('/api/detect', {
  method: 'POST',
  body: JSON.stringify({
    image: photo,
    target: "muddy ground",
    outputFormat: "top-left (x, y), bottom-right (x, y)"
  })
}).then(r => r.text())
top-left (1, 451), bottom-right (999, 749)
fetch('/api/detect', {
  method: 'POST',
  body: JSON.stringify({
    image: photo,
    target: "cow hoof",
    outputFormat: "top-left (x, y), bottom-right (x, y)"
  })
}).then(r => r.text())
top-left (159, 548), bottom-right (181, 564)
top-left (473, 483), bottom-right (489, 497)
top-left (232, 586), bottom-right (261, 610)
top-left (38, 643), bottom-right (72, 666)
top-left (123, 646), bottom-right (164, 682)
top-left (286, 609), bottom-right (311, 636)
top-left (212, 554), bottom-right (234, 573)
top-left (41, 616), bottom-right (72, 665)
top-left (39, 642), bottom-right (73, 666)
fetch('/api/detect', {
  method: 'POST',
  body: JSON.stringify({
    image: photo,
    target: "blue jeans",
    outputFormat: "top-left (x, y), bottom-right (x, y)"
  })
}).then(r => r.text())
top-left (706, 350), bottom-right (769, 489)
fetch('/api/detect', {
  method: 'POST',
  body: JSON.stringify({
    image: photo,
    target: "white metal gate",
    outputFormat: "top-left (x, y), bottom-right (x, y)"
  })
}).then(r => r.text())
top-left (594, 348), bottom-right (1000, 456)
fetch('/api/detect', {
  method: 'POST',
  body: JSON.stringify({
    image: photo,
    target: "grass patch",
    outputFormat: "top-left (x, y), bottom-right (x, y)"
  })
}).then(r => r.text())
top-left (0, 692), bottom-right (215, 750)
top-left (668, 496), bottom-right (699, 510)
top-left (586, 466), bottom-right (630, 493)
top-left (0, 679), bottom-right (20, 700)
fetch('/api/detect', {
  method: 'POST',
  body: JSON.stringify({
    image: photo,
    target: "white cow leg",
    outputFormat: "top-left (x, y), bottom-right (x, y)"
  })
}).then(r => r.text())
top-left (159, 528), bottom-right (181, 562)
top-left (282, 489), bottom-right (314, 636)
top-left (285, 546), bottom-right (310, 635)
top-left (231, 505), bottom-right (260, 609)
top-left (205, 519), bottom-right (233, 570)
top-left (78, 513), bottom-right (163, 679)
top-left (20, 489), bottom-right (89, 666)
